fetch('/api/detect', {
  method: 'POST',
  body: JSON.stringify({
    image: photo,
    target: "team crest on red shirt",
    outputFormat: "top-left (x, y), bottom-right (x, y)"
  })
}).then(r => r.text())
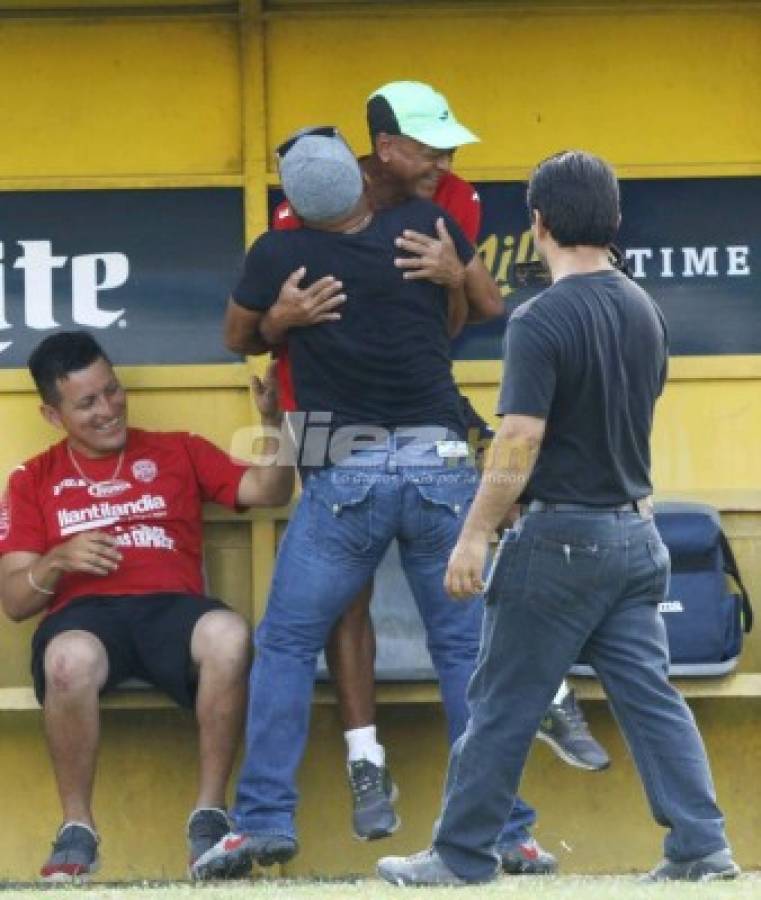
top-left (132, 459), bottom-right (158, 483)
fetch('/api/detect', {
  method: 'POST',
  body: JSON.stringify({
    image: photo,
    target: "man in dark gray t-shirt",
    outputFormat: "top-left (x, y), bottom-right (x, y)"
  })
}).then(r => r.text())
top-left (378, 151), bottom-right (738, 886)
top-left (500, 267), bottom-right (668, 505)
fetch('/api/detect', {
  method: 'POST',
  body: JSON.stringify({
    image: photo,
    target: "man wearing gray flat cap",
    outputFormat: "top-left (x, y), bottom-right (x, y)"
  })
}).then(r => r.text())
top-left (191, 127), bottom-right (507, 880)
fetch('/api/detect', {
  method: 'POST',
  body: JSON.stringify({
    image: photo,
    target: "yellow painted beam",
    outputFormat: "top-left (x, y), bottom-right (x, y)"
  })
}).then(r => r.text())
top-left (239, 0), bottom-right (269, 244)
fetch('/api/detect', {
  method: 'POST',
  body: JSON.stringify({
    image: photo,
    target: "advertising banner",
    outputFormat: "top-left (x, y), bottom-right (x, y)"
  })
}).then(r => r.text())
top-left (2, 178), bottom-right (756, 368)
top-left (0, 188), bottom-right (244, 367)
top-left (459, 176), bottom-right (759, 359)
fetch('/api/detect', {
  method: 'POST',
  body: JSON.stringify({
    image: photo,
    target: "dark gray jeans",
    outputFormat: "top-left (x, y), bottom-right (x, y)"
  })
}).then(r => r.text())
top-left (434, 507), bottom-right (729, 881)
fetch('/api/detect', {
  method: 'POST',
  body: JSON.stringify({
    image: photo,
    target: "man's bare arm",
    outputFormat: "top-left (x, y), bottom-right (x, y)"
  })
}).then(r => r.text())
top-left (225, 299), bottom-right (271, 355)
top-left (394, 217), bottom-right (503, 326)
top-left (446, 285), bottom-right (469, 338)
top-left (235, 362), bottom-right (295, 508)
top-left (445, 414), bottom-right (546, 599)
top-left (461, 251), bottom-right (504, 323)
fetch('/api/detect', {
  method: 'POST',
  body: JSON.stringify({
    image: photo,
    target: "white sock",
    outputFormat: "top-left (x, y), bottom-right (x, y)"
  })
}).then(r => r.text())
top-left (553, 680), bottom-right (570, 705)
top-left (345, 725), bottom-right (385, 767)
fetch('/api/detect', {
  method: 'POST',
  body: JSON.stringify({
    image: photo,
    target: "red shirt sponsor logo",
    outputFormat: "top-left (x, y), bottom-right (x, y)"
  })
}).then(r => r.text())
top-left (87, 479), bottom-right (132, 499)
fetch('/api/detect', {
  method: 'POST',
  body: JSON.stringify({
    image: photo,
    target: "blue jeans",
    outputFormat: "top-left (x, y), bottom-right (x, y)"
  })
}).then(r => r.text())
top-left (434, 508), bottom-right (730, 881)
top-left (232, 440), bottom-right (535, 843)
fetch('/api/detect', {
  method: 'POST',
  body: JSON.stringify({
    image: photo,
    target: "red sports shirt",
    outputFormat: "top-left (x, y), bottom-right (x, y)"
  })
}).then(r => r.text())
top-left (268, 171), bottom-right (481, 411)
top-left (0, 429), bottom-right (246, 615)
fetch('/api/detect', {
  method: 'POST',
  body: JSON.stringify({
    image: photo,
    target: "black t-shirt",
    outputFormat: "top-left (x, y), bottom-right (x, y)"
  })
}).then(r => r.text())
top-left (498, 269), bottom-right (668, 505)
top-left (234, 199), bottom-right (473, 439)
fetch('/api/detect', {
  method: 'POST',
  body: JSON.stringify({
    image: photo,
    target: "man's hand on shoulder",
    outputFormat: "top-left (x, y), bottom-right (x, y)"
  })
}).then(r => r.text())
top-left (261, 267), bottom-right (347, 344)
top-left (394, 217), bottom-right (466, 289)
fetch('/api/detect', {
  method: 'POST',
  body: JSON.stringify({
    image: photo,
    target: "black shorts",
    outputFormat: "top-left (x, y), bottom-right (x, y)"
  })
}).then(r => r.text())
top-left (31, 592), bottom-right (229, 708)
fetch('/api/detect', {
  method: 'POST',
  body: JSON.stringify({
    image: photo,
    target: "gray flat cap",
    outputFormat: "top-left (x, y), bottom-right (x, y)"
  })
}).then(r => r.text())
top-left (279, 133), bottom-right (363, 223)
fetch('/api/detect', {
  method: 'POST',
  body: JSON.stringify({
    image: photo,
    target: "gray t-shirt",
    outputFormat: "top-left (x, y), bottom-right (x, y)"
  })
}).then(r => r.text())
top-left (498, 269), bottom-right (668, 505)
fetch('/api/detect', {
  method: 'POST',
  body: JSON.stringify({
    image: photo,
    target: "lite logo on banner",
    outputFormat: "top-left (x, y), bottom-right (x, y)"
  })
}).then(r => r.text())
top-left (0, 241), bottom-right (128, 356)
top-left (0, 188), bottom-right (243, 367)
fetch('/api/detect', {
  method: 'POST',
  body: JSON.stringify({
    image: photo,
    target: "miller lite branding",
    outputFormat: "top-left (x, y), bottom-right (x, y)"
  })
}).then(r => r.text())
top-left (0, 187), bottom-right (243, 366)
top-left (0, 240), bottom-right (128, 357)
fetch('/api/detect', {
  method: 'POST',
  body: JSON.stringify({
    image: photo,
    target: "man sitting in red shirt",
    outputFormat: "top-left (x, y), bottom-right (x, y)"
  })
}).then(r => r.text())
top-left (0, 331), bottom-right (293, 883)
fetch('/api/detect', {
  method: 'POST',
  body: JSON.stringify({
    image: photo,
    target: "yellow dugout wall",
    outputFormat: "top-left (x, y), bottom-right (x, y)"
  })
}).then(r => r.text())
top-left (1, 0), bottom-right (760, 881)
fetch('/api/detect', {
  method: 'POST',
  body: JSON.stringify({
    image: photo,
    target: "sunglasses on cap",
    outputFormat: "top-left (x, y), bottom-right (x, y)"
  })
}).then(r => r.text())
top-left (276, 125), bottom-right (340, 161)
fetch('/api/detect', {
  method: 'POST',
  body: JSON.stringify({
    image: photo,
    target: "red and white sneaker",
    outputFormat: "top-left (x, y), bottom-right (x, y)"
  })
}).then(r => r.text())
top-left (40, 822), bottom-right (100, 883)
top-left (499, 836), bottom-right (558, 874)
top-left (190, 830), bottom-right (298, 881)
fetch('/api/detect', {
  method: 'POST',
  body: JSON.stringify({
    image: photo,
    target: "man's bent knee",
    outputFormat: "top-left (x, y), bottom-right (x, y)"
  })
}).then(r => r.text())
top-left (44, 631), bottom-right (109, 696)
top-left (191, 609), bottom-right (251, 670)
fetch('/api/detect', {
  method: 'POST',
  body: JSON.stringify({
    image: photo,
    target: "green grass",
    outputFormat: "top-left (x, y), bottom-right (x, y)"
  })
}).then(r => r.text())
top-left (0, 876), bottom-right (758, 900)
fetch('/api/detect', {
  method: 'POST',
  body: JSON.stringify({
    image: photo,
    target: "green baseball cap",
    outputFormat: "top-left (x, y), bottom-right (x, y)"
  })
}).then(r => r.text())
top-left (367, 80), bottom-right (479, 150)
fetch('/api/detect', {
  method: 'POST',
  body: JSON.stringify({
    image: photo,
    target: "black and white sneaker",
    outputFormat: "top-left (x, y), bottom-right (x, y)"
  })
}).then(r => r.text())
top-left (40, 822), bottom-right (100, 883)
top-left (348, 759), bottom-right (400, 841)
top-left (191, 831), bottom-right (298, 881)
top-left (187, 807), bottom-right (232, 872)
top-left (537, 689), bottom-right (611, 771)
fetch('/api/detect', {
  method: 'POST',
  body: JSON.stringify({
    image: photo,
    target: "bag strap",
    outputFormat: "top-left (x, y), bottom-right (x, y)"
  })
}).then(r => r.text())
top-left (719, 531), bottom-right (753, 633)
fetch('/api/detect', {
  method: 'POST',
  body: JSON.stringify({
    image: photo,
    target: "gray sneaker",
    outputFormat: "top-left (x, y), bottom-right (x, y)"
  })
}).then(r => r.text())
top-left (537, 689), bottom-right (611, 771)
top-left (377, 848), bottom-right (475, 886)
top-left (348, 759), bottom-right (400, 840)
top-left (187, 807), bottom-right (232, 870)
top-left (643, 848), bottom-right (740, 882)
top-left (40, 822), bottom-right (100, 883)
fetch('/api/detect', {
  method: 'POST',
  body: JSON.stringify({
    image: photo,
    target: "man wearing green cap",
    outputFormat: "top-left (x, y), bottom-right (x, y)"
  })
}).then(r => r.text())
top-left (224, 81), bottom-right (607, 874)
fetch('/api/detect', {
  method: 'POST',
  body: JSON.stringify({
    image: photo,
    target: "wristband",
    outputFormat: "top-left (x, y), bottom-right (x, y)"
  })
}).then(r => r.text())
top-left (27, 567), bottom-right (55, 596)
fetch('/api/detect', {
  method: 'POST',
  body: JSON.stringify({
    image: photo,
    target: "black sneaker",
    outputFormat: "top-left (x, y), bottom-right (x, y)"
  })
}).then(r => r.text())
top-left (643, 848), bottom-right (740, 882)
top-left (537, 689), bottom-right (610, 771)
top-left (499, 836), bottom-right (558, 875)
top-left (187, 807), bottom-right (232, 871)
top-left (348, 759), bottom-right (400, 840)
top-left (190, 831), bottom-right (298, 881)
top-left (40, 822), bottom-right (100, 883)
